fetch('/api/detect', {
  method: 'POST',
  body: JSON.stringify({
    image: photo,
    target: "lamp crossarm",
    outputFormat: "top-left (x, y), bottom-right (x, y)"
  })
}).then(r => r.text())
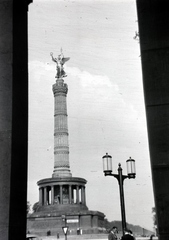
top-left (106, 173), bottom-right (128, 184)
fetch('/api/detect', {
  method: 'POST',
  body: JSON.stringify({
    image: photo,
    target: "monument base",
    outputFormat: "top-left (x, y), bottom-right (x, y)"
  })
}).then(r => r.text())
top-left (28, 176), bottom-right (105, 236)
top-left (27, 210), bottom-right (105, 236)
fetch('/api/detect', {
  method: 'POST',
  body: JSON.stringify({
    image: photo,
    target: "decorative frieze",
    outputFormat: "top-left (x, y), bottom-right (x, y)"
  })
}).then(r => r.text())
top-left (53, 80), bottom-right (68, 96)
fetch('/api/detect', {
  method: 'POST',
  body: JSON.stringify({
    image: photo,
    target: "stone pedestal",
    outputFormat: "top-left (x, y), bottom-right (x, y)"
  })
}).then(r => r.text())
top-left (28, 177), bottom-right (105, 235)
top-left (27, 210), bottom-right (105, 236)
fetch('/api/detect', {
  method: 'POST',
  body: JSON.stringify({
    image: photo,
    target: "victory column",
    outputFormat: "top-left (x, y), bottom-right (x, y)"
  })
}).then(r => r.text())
top-left (27, 50), bottom-right (105, 236)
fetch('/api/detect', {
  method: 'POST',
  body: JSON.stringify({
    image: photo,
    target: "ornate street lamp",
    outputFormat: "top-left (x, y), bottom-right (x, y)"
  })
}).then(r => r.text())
top-left (62, 226), bottom-right (69, 240)
top-left (102, 153), bottom-right (136, 236)
top-left (62, 215), bottom-right (69, 240)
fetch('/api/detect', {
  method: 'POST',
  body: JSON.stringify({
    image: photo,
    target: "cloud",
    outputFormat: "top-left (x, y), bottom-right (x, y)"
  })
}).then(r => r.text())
top-left (29, 60), bottom-right (54, 81)
top-left (67, 66), bottom-right (114, 88)
top-left (65, 65), bottom-right (139, 125)
top-left (28, 60), bottom-right (139, 125)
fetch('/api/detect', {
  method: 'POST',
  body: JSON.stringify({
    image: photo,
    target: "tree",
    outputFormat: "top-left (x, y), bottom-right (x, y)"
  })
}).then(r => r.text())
top-left (32, 201), bottom-right (40, 213)
top-left (27, 201), bottom-right (31, 214)
top-left (103, 218), bottom-right (111, 231)
top-left (152, 207), bottom-right (157, 225)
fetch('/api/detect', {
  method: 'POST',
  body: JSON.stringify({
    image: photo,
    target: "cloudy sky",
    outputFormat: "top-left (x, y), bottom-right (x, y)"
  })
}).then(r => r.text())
top-left (28, 0), bottom-right (155, 231)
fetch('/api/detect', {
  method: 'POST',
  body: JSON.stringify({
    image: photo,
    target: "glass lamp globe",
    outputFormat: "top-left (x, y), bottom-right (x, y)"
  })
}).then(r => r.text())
top-left (126, 157), bottom-right (136, 178)
top-left (102, 153), bottom-right (113, 175)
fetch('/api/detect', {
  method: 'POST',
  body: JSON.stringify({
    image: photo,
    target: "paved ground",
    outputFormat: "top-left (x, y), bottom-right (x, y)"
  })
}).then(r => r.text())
top-left (41, 235), bottom-right (107, 240)
top-left (39, 236), bottom-right (158, 240)
top-left (40, 237), bottom-right (158, 240)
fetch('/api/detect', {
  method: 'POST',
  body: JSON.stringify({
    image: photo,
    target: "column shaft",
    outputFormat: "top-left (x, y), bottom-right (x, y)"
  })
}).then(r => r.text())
top-left (39, 188), bottom-right (43, 206)
top-left (76, 186), bottom-right (79, 204)
top-left (84, 187), bottom-right (86, 205)
top-left (0, 1), bottom-right (30, 239)
top-left (69, 185), bottom-right (72, 204)
top-left (52, 80), bottom-right (72, 178)
top-left (44, 187), bottom-right (47, 205)
top-left (81, 186), bottom-right (84, 204)
top-left (60, 185), bottom-right (63, 204)
top-left (51, 186), bottom-right (54, 205)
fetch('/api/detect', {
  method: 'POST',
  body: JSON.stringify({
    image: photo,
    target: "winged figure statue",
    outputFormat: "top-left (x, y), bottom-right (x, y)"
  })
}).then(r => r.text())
top-left (50, 49), bottom-right (70, 79)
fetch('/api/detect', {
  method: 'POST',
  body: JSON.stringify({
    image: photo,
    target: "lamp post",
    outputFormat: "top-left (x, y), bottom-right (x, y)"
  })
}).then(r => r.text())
top-left (62, 226), bottom-right (69, 240)
top-left (62, 215), bottom-right (69, 240)
top-left (102, 153), bottom-right (136, 236)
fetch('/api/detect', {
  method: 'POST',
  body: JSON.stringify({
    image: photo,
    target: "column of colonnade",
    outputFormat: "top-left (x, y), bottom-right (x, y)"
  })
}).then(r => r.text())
top-left (39, 185), bottom-right (86, 206)
top-left (51, 186), bottom-right (54, 205)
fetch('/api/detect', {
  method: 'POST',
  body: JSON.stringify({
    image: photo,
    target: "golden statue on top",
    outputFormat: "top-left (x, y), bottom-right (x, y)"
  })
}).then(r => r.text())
top-left (50, 49), bottom-right (70, 79)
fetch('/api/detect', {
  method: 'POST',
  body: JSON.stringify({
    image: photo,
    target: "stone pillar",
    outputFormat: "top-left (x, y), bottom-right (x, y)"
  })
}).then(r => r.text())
top-left (52, 79), bottom-right (72, 178)
top-left (51, 186), bottom-right (54, 205)
top-left (60, 185), bottom-right (63, 204)
top-left (39, 188), bottom-right (43, 206)
top-left (136, 1), bottom-right (169, 239)
top-left (81, 186), bottom-right (84, 204)
top-left (72, 187), bottom-right (75, 203)
top-left (76, 186), bottom-right (79, 204)
top-left (47, 188), bottom-right (49, 205)
top-left (69, 185), bottom-right (72, 204)
top-left (84, 187), bottom-right (86, 205)
top-left (44, 187), bottom-right (47, 205)
top-left (0, 1), bottom-right (31, 239)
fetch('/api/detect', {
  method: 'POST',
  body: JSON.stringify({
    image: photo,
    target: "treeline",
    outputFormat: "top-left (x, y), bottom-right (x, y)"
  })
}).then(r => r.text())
top-left (103, 219), bottom-right (154, 236)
